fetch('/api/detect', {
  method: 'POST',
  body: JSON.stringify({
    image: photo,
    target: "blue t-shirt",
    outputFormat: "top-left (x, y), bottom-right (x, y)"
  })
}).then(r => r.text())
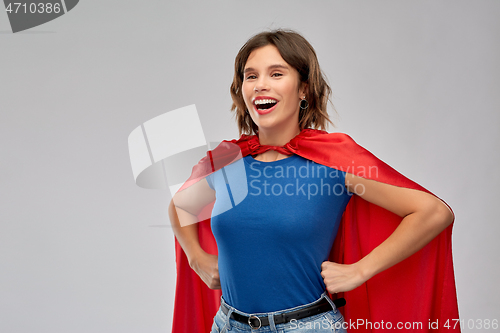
top-left (205, 154), bottom-right (352, 313)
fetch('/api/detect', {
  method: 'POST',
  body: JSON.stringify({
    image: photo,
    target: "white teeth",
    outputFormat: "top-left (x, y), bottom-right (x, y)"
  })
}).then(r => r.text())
top-left (254, 99), bottom-right (277, 105)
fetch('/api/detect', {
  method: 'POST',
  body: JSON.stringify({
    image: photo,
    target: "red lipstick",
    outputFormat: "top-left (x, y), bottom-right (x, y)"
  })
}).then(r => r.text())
top-left (252, 96), bottom-right (278, 115)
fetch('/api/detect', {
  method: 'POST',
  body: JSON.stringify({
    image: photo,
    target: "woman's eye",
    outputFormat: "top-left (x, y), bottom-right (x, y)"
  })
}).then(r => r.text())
top-left (272, 73), bottom-right (283, 77)
top-left (245, 75), bottom-right (257, 80)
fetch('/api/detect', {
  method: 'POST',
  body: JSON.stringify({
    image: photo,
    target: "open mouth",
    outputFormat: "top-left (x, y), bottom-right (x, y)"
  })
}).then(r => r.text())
top-left (253, 98), bottom-right (278, 111)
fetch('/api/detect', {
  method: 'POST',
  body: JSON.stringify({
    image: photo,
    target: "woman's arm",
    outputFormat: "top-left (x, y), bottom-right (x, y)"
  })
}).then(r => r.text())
top-left (168, 178), bottom-right (220, 289)
top-left (321, 172), bottom-right (454, 293)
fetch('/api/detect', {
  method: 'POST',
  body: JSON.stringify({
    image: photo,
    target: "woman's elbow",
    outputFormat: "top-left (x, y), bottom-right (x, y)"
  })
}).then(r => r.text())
top-left (428, 198), bottom-right (454, 230)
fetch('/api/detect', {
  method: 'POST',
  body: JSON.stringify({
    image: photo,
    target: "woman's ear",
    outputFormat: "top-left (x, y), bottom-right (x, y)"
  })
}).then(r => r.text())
top-left (299, 82), bottom-right (308, 98)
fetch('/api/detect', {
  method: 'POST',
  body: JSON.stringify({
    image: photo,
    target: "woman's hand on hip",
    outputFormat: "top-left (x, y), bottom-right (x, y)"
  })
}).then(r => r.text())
top-left (190, 250), bottom-right (221, 290)
top-left (320, 261), bottom-right (366, 294)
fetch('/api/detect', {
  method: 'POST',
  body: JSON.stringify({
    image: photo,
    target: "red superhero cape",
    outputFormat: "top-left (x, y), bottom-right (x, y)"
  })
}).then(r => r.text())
top-left (172, 128), bottom-right (460, 333)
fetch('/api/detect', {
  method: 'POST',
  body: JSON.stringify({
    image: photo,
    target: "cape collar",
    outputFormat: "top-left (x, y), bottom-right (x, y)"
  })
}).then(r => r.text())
top-left (241, 128), bottom-right (329, 156)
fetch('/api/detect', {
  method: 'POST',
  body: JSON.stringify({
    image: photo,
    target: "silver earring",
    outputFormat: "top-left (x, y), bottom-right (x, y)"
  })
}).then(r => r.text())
top-left (300, 98), bottom-right (309, 110)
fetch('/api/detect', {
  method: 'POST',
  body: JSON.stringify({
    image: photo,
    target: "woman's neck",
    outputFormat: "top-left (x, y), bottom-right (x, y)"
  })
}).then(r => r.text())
top-left (256, 126), bottom-right (302, 147)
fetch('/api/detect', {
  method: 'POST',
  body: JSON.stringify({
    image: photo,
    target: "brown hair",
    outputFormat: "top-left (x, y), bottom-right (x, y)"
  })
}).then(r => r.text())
top-left (230, 29), bottom-right (335, 136)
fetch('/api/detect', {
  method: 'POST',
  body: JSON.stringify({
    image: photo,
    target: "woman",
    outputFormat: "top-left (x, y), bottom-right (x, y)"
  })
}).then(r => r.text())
top-left (169, 30), bottom-right (458, 333)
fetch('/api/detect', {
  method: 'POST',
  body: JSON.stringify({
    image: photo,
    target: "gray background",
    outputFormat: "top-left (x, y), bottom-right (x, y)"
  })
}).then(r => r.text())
top-left (1, 1), bottom-right (499, 332)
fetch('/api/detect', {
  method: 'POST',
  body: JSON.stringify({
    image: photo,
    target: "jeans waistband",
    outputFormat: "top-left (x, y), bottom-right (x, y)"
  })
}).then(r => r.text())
top-left (217, 291), bottom-right (339, 331)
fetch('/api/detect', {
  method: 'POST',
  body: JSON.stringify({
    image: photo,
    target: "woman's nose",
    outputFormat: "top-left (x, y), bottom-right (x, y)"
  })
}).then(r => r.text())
top-left (254, 77), bottom-right (270, 92)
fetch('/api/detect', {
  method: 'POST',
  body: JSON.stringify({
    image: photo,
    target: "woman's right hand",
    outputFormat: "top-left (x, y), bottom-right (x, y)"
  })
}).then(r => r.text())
top-left (189, 250), bottom-right (221, 290)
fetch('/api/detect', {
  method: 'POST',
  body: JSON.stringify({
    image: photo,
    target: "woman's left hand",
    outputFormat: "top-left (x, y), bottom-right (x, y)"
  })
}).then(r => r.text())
top-left (320, 261), bottom-right (366, 294)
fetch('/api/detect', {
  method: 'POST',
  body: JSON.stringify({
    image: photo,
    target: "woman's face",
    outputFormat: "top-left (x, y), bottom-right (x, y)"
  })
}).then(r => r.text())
top-left (242, 45), bottom-right (306, 133)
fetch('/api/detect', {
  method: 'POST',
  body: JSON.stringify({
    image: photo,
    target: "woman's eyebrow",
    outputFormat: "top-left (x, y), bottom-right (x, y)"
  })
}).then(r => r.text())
top-left (243, 64), bottom-right (289, 74)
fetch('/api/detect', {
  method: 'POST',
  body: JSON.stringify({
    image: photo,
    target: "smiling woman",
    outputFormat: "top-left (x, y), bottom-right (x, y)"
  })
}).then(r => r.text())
top-left (169, 29), bottom-right (459, 333)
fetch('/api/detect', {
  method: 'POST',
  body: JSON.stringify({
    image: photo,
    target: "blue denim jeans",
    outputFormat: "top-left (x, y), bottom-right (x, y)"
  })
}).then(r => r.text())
top-left (210, 291), bottom-right (347, 333)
